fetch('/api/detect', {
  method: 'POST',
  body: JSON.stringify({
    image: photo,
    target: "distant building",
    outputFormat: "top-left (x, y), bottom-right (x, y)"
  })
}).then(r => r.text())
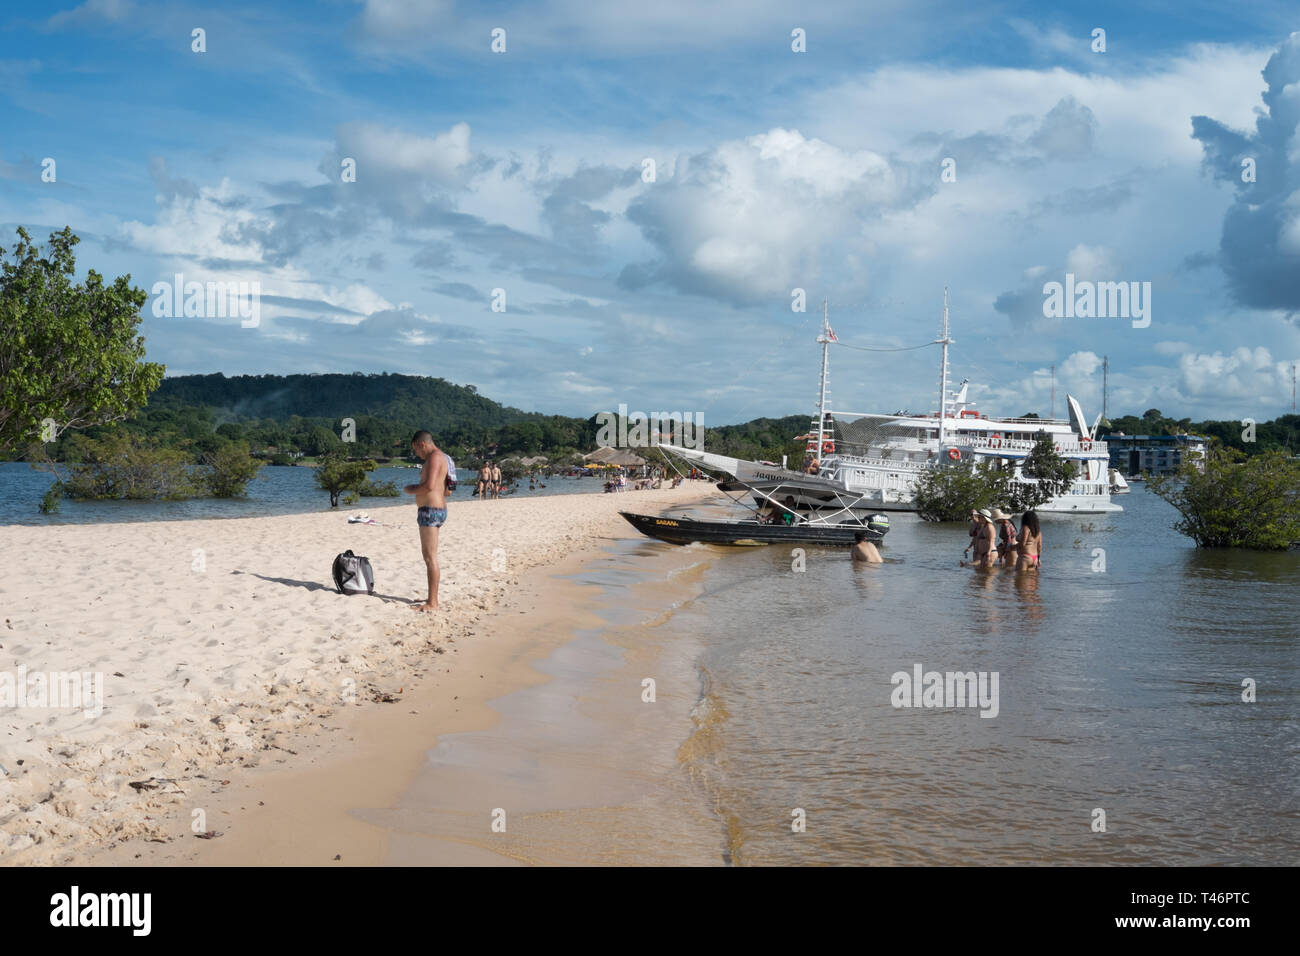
top-left (1105, 433), bottom-right (1208, 476)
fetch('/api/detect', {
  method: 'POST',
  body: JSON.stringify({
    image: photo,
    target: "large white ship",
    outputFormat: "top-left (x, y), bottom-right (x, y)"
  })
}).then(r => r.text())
top-left (666, 292), bottom-right (1123, 516)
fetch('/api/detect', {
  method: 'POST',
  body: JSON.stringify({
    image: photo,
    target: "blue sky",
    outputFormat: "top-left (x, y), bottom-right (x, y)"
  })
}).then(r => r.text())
top-left (3, 0), bottom-right (1300, 427)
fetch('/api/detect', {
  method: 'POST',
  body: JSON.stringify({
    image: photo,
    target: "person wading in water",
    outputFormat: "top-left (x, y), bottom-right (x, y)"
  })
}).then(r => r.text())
top-left (1017, 510), bottom-right (1043, 572)
top-left (992, 508), bottom-right (1019, 566)
top-left (971, 509), bottom-right (998, 569)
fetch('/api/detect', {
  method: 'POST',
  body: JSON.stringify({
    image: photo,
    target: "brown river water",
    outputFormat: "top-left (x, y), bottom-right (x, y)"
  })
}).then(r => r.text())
top-left (387, 486), bottom-right (1298, 865)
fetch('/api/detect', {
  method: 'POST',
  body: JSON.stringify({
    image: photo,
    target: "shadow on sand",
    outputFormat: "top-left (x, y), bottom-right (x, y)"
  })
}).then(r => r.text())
top-left (234, 570), bottom-right (414, 605)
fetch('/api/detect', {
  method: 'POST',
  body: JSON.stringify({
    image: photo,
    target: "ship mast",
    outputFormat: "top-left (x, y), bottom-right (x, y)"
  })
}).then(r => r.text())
top-left (936, 287), bottom-right (952, 448)
top-left (815, 299), bottom-right (832, 465)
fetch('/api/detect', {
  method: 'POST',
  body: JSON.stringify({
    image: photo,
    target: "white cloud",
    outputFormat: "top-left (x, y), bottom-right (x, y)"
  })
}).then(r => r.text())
top-left (624, 127), bottom-right (913, 303)
top-left (807, 45), bottom-right (1269, 161)
top-left (1060, 350), bottom-right (1103, 379)
top-left (1177, 346), bottom-right (1293, 403)
top-left (121, 178), bottom-right (266, 262)
top-left (336, 121), bottom-right (474, 190)
top-left (1064, 244), bottom-right (1118, 280)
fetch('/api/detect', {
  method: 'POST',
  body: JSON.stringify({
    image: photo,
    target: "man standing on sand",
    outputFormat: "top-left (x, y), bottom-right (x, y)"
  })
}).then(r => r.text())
top-left (404, 431), bottom-right (448, 612)
top-left (490, 460), bottom-right (502, 499)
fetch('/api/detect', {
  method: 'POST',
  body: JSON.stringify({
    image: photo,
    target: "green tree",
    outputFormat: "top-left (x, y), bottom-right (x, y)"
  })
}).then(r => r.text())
top-left (60, 432), bottom-right (198, 500)
top-left (912, 463), bottom-right (1013, 521)
top-left (501, 421), bottom-right (544, 454)
top-left (1148, 448), bottom-right (1300, 549)
top-left (314, 452), bottom-right (377, 507)
top-left (201, 441), bottom-right (264, 498)
top-left (358, 477), bottom-right (399, 497)
top-left (0, 227), bottom-right (164, 454)
top-left (913, 436), bottom-right (1076, 521)
top-left (1011, 433), bottom-right (1076, 511)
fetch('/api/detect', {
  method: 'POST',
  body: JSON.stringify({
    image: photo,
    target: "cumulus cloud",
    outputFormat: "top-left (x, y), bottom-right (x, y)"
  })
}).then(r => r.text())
top-left (991, 351), bottom-right (1105, 418)
top-left (320, 121), bottom-right (479, 219)
top-left (121, 178), bottom-right (267, 263)
top-left (1176, 346), bottom-right (1293, 403)
top-left (1192, 32), bottom-right (1300, 313)
top-left (621, 127), bottom-right (922, 305)
top-left (1029, 96), bottom-right (1099, 158)
top-left (1060, 350), bottom-right (1103, 379)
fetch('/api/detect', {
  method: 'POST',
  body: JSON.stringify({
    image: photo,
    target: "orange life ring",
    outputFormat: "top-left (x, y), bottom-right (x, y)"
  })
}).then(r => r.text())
top-left (990, 437), bottom-right (1002, 448)
top-left (821, 441), bottom-right (835, 454)
top-left (947, 448), bottom-right (961, 461)
top-left (1081, 440), bottom-right (1092, 450)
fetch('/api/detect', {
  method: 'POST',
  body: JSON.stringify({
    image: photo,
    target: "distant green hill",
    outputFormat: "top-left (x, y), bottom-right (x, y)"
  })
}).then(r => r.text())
top-left (21, 372), bottom-right (810, 467)
top-left (149, 372), bottom-right (534, 433)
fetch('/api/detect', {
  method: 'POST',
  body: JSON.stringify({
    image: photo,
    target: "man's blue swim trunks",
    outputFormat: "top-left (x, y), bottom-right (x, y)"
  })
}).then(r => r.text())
top-left (417, 506), bottom-right (447, 528)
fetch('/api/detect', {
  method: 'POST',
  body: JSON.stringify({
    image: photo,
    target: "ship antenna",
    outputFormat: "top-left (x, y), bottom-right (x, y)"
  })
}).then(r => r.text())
top-left (937, 287), bottom-right (953, 448)
top-left (815, 299), bottom-right (832, 465)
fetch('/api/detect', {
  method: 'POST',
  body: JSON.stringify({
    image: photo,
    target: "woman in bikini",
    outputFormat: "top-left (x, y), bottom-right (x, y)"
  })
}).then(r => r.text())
top-left (1017, 510), bottom-right (1042, 572)
top-left (992, 508), bottom-right (1018, 566)
top-left (969, 510), bottom-right (998, 569)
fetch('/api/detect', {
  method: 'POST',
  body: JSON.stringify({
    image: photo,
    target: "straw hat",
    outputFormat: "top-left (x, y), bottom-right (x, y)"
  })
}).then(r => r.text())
top-left (990, 508), bottom-right (1011, 520)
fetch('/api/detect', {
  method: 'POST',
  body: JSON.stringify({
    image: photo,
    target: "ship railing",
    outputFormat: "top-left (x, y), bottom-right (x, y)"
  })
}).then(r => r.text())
top-left (833, 453), bottom-right (931, 471)
top-left (966, 436), bottom-right (1108, 455)
top-left (1061, 483), bottom-right (1110, 495)
top-left (991, 415), bottom-right (1071, 426)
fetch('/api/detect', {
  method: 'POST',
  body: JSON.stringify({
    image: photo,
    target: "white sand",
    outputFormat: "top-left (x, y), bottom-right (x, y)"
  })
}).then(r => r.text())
top-left (0, 483), bottom-right (715, 864)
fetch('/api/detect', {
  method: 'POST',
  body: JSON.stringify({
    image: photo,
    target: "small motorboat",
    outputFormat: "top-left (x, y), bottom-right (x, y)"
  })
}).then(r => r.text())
top-left (620, 511), bottom-right (889, 547)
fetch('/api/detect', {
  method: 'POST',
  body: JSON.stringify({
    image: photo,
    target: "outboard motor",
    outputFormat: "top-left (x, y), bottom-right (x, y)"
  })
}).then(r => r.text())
top-left (867, 514), bottom-right (890, 536)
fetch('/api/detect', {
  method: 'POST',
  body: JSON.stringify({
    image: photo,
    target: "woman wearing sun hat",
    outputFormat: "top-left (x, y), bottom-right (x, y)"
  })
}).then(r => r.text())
top-left (991, 508), bottom-right (1018, 565)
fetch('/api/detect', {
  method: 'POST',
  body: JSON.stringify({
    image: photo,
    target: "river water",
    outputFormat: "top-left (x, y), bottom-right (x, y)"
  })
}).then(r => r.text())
top-left (660, 486), bottom-right (1299, 864)
top-left (0, 461), bottom-right (612, 525)
top-left (382, 485), bottom-right (1296, 865)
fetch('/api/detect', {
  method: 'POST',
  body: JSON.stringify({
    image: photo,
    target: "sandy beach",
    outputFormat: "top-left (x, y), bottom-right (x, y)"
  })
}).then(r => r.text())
top-left (0, 483), bottom-right (717, 865)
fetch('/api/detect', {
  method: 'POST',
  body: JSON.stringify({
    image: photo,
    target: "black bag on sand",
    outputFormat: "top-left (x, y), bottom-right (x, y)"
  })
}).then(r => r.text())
top-left (332, 550), bottom-right (375, 595)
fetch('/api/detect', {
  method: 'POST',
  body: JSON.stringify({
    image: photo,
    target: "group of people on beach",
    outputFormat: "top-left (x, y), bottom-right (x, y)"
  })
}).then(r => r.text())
top-left (603, 466), bottom-right (676, 493)
top-left (964, 508), bottom-right (1042, 571)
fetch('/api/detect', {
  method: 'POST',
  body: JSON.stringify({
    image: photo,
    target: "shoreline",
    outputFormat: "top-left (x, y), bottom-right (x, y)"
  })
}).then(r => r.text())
top-left (0, 483), bottom-right (720, 865)
top-left (89, 533), bottom-right (724, 866)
